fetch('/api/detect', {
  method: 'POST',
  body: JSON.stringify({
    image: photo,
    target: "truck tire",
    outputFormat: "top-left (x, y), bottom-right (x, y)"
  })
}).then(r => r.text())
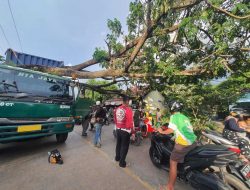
top-left (56, 133), bottom-right (68, 143)
top-left (224, 173), bottom-right (248, 190)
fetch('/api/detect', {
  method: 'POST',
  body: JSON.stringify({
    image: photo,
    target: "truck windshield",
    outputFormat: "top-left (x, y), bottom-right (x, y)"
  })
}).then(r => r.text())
top-left (0, 67), bottom-right (73, 103)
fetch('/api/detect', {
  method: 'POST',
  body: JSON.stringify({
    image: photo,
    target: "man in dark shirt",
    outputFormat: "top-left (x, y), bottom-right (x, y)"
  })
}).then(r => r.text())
top-left (81, 111), bottom-right (92, 136)
top-left (93, 101), bottom-right (106, 148)
top-left (223, 111), bottom-right (250, 162)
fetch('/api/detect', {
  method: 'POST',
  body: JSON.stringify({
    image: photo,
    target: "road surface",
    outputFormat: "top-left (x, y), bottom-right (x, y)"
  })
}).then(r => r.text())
top-left (0, 124), bottom-right (193, 190)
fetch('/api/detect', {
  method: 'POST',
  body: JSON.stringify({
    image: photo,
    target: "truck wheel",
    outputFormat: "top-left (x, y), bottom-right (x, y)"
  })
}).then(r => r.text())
top-left (56, 133), bottom-right (68, 143)
top-left (224, 173), bottom-right (248, 190)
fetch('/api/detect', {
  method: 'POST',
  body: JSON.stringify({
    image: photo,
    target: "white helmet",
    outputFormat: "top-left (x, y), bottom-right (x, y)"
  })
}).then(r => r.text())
top-left (96, 101), bottom-right (101, 106)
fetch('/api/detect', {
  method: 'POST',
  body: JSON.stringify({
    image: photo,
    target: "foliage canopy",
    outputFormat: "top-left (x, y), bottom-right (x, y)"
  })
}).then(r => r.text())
top-left (41, 0), bottom-right (250, 130)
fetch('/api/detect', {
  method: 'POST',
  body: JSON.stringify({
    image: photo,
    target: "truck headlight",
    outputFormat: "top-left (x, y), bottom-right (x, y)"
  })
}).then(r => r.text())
top-left (47, 117), bottom-right (74, 122)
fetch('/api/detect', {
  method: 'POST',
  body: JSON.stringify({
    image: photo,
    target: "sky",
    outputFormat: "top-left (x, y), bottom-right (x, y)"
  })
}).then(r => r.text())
top-left (0, 0), bottom-right (131, 71)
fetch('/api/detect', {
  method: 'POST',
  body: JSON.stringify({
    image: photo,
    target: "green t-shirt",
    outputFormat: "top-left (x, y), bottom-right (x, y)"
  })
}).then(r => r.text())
top-left (168, 113), bottom-right (197, 145)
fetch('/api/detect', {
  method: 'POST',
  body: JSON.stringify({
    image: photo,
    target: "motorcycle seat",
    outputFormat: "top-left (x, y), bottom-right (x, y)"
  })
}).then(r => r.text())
top-left (205, 130), bottom-right (223, 137)
top-left (187, 144), bottom-right (228, 157)
top-left (157, 134), bottom-right (173, 141)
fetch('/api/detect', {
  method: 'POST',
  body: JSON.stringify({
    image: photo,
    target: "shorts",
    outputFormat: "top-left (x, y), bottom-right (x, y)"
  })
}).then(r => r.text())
top-left (170, 142), bottom-right (197, 163)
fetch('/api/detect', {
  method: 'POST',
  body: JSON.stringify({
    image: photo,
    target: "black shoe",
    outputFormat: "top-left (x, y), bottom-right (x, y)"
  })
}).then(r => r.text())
top-left (82, 133), bottom-right (87, 136)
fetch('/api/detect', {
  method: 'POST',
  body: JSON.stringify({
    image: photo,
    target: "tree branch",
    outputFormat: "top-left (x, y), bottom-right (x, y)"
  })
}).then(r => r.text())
top-left (81, 83), bottom-right (123, 95)
top-left (124, 0), bottom-right (200, 72)
top-left (93, 79), bottom-right (129, 88)
top-left (47, 67), bottom-right (204, 79)
top-left (153, 25), bottom-right (179, 36)
top-left (220, 59), bottom-right (233, 73)
top-left (240, 47), bottom-right (250, 51)
top-left (206, 0), bottom-right (250, 19)
top-left (72, 0), bottom-right (200, 73)
top-left (198, 27), bottom-right (215, 44)
top-left (72, 38), bottom-right (140, 71)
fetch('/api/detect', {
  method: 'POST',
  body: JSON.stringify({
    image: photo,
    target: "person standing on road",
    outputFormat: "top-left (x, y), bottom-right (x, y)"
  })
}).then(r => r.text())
top-left (82, 111), bottom-right (92, 136)
top-left (114, 96), bottom-right (135, 168)
top-left (93, 101), bottom-right (106, 148)
top-left (157, 101), bottom-right (197, 190)
top-left (89, 105), bottom-right (97, 131)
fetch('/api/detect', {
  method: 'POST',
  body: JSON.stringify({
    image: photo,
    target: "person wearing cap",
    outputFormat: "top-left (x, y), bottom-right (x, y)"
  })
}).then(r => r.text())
top-left (114, 96), bottom-right (135, 168)
top-left (223, 111), bottom-right (250, 162)
top-left (93, 101), bottom-right (106, 148)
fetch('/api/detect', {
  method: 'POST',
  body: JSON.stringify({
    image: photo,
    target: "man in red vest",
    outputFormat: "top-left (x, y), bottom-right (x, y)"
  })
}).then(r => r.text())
top-left (114, 96), bottom-right (134, 168)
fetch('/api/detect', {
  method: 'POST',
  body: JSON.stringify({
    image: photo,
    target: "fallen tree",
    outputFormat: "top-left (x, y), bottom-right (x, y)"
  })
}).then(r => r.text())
top-left (19, 0), bottom-right (250, 92)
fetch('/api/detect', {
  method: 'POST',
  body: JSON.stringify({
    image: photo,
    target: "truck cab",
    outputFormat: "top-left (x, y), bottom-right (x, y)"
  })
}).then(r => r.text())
top-left (0, 65), bottom-right (75, 143)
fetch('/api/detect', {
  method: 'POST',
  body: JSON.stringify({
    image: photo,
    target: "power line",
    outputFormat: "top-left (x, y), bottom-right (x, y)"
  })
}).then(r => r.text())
top-left (0, 24), bottom-right (11, 48)
top-left (0, 44), bottom-right (4, 52)
top-left (0, 32), bottom-right (6, 52)
top-left (7, 0), bottom-right (23, 52)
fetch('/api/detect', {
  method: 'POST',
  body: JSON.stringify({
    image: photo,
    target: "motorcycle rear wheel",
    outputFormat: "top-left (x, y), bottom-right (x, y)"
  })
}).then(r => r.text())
top-left (224, 173), bottom-right (248, 190)
top-left (149, 146), bottom-right (162, 168)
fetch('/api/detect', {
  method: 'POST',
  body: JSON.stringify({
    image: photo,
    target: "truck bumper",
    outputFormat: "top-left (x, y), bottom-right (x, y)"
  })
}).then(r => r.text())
top-left (0, 121), bottom-right (74, 143)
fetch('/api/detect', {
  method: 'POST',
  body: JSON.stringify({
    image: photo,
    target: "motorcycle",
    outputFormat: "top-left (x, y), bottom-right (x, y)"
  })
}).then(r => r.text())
top-left (201, 130), bottom-right (241, 152)
top-left (140, 118), bottom-right (155, 137)
top-left (201, 130), bottom-right (250, 189)
top-left (105, 110), bottom-right (114, 125)
top-left (149, 130), bottom-right (250, 190)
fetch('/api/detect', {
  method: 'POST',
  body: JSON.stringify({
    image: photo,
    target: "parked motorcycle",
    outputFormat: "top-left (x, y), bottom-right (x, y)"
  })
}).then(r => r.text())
top-left (201, 130), bottom-right (250, 189)
top-left (149, 131), bottom-right (250, 190)
top-left (105, 110), bottom-right (114, 125)
top-left (201, 130), bottom-right (240, 152)
top-left (140, 118), bottom-right (155, 137)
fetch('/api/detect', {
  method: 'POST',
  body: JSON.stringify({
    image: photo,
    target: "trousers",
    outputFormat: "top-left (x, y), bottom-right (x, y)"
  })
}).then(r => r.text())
top-left (115, 129), bottom-right (130, 167)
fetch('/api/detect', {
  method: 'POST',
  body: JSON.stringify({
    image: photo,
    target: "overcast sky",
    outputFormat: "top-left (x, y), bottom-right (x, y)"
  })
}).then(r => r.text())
top-left (0, 0), bottom-right (131, 71)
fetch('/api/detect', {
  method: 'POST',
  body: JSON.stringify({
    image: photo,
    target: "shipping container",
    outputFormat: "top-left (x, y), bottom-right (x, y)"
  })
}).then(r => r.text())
top-left (5, 48), bottom-right (64, 67)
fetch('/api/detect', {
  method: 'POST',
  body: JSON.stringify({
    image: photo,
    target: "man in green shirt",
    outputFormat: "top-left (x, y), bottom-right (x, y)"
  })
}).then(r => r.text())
top-left (158, 101), bottom-right (197, 190)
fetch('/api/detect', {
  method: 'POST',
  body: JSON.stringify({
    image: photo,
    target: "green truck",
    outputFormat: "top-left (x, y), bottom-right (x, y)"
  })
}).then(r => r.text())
top-left (0, 64), bottom-right (92, 143)
top-left (73, 96), bottom-right (94, 124)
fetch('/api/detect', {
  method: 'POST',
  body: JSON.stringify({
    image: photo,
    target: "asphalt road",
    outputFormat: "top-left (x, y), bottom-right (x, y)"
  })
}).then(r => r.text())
top-left (0, 124), bottom-right (193, 190)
